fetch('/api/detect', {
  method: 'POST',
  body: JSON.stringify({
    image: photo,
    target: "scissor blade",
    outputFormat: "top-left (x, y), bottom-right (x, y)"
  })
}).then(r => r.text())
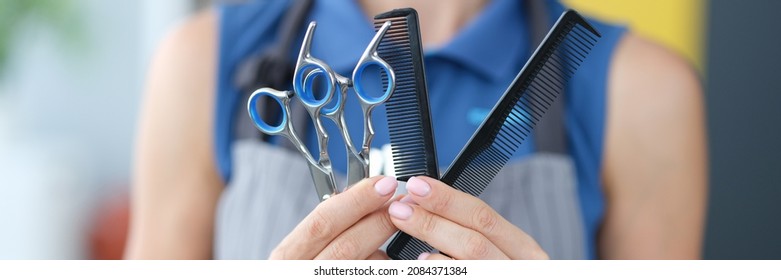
top-left (346, 151), bottom-right (369, 188)
top-left (307, 163), bottom-right (338, 202)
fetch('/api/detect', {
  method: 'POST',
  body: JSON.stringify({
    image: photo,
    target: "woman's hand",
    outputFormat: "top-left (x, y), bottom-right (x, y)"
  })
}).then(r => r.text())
top-left (388, 176), bottom-right (549, 260)
top-left (269, 176), bottom-right (399, 260)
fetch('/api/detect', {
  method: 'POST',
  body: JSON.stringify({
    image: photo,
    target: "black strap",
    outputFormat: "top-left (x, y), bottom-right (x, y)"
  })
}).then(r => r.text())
top-left (234, 0), bottom-right (313, 143)
top-left (527, 0), bottom-right (568, 155)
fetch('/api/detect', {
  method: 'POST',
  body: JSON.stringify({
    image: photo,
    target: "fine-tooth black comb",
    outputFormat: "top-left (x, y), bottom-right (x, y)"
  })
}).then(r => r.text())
top-left (385, 9), bottom-right (602, 260)
top-left (373, 8), bottom-right (439, 182)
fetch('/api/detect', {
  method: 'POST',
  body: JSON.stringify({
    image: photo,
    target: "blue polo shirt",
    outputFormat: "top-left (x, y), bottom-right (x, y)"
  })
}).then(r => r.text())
top-left (216, 0), bottom-right (626, 259)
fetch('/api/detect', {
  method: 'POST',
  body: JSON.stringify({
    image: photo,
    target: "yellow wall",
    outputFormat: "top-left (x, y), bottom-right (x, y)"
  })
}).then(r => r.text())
top-left (562, 0), bottom-right (705, 70)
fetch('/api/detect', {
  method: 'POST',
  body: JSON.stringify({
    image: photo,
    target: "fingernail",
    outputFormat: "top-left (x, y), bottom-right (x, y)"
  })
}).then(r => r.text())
top-left (406, 177), bottom-right (431, 197)
top-left (417, 252), bottom-right (430, 260)
top-left (374, 176), bottom-right (397, 196)
top-left (400, 195), bottom-right (417, 205)
top-left (388, 201), bottom-right (413, 220)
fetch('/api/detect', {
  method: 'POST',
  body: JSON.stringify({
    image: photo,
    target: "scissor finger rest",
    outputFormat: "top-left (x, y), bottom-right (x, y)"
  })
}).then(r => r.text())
top-left (294, 64), bottom-right (335, 108)
top-left (304, 68), bottom-right (344, 116)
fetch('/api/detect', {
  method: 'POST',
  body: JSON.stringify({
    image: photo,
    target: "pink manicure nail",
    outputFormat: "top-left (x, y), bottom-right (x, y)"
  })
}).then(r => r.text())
top-left (374, 176), bottom-right (397, 196)
top-left (406, 177), bottom-right (431, 196)
top-left (388, 201), bottom-right (413, 220)
top-left (417, 252), bottom-right (431, 260)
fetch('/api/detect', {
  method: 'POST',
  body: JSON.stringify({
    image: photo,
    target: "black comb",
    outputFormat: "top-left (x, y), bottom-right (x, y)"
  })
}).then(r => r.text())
top-left (385, 9), bottom-right (602, 260)
top-left (373, 8), bottom-right (439, 181)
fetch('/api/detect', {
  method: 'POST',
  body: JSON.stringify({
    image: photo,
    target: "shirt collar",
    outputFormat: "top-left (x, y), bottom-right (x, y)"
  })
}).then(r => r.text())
top-left (306, 0), bottom-right (376, 75)
top-left (428, 0), bottom-right (528, 82)
top-left (306, 0), bottom-right (529, 81)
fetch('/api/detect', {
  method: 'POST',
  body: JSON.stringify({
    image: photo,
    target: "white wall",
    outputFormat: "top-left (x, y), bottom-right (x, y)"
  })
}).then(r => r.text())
top-left (0, 0), bottom-right (197, 259)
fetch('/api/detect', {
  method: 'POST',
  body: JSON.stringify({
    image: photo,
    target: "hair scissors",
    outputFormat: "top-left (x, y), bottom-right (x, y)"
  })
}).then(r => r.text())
top-left (247, 21), bottom-right (394, 201)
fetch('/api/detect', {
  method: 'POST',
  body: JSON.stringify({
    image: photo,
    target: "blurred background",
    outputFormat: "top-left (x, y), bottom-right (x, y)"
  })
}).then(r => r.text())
top-left (0, 0), bottom-right (778, 259)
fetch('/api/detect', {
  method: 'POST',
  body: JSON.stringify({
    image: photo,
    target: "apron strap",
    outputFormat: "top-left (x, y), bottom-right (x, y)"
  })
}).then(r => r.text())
top-left (233, 0), bottom-right (313, 149)
top-left (527, 0), bottom-right (568, 155)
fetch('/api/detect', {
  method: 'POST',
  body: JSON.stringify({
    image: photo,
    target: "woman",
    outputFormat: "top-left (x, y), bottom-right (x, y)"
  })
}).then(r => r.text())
top-left (127, 0), bottom-right (706, 259)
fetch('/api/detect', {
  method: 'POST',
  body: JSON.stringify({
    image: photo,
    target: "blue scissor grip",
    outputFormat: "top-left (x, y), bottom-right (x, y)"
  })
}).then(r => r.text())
top-left (305, 69), bottom-right (342, 115)
top-left (248, 89), bottom-right (287, 134)
top-left (294, 64), bottom-right (334, 108)
top-left (354, 61), bottom-right (394, 105)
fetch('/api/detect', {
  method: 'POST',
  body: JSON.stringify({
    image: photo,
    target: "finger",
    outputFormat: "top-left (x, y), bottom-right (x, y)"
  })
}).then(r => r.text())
top-left (269, 176), bottom-right (397, 259)
top-left (418, 252), bottom-right (454, 260)
top-left (315, 197), bottom-right (401, 259)
top-left (388, 201), bottom-right (509, 260)
top-left (367, 250), bottom-right (390, 260)
top-left (405, 176), bottom-right (547, 259)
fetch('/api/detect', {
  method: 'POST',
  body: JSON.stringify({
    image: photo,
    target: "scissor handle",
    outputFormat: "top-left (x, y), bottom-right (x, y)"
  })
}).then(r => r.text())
top-left (306, 68), bottom-right (348, 116)
top-left (247, 88), bottom-right (291, 135)
top-left (294, 63), bottom-right (336, 107)
top-left (353, 60), bottom-right (395, 105)
top-left (293, 22), bottom-right (337, 109)
top-left (353, 20), bottom-right (396, 105)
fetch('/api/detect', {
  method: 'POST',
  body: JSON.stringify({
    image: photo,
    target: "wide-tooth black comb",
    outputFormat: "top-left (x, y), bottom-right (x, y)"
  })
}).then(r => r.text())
top-left (373, 8), bottom-right (439, 181)
top-left (385, 9), bottom-right (602, 260)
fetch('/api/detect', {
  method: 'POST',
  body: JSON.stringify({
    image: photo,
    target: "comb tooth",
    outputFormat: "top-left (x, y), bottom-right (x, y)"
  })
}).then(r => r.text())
top-left (571, 26), bottom-right (597, 46)
top-left (562, 43), bottom-right (587, 62)
top-left (387, 132), bottom-right (424, 140)
top-left (515, 99), bottom-right (543, 122)
top-left (493, 137), bottom-right (516, 156)
top-left (390, 146), bottom-right (425, 154)
top-left (531, 78), bottom-right (559, 99)
top-left (567, 14), bottom-right (601, 38)
top-left (385, 106), bottom-right (419, 114)
top-left (509, 110), bottom-right (534, 133)
top-left (570, 32), bottom-right (595, 50)
top-left (559, 41), bottom-right (586, 63)
top-left (394, 156), bottom-right (429, 162)
top-left (395, 159), bottom-right (428, 165)
top-left (394, 155), bottom-right (429, 161)
top-left (536, 75), bottom-right (566, 99)
top-left (390, 140), bottom-right (427, 149)
top-left (540, 65), bottom-right (568, 86)
top-left (532, 78), bottom-right (560, 103)
top-left (506, 115), bottom-right (532, 138)
top-left (566, 38), bottom-right (591, 59)
top-left (545, 48), bottom-right (570, 68)
top-left (509, 127), bottom-right (526, 141)
top-left (505, 113), bottom-right (531, 136)
top-left (565, 36), bottom-right (592, 57)
top-left (386, 9), bottom-right (601, 260)
top-left (388, 133), bottom-right (425, 142)
top-left (547, 63), bottom-right (571, 81)
top-left (524, 85), bottom-right (553, 107)
top-left (393, 153), bottom-right (428, 162)
top-left (386, 99), bottom-right (419, 109)
top-left (548, 51), bottom-right (579, 75)
top-left (518, 97), bottom-right (543, 122)
top-left (387, 128), bottom-right (424, 138)
top-left (568, 28), bottom-right (596, 49)
top-left (498, 117), bottom-right (522, 139)
top-left (389, 138), bottom-right (426, 146)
